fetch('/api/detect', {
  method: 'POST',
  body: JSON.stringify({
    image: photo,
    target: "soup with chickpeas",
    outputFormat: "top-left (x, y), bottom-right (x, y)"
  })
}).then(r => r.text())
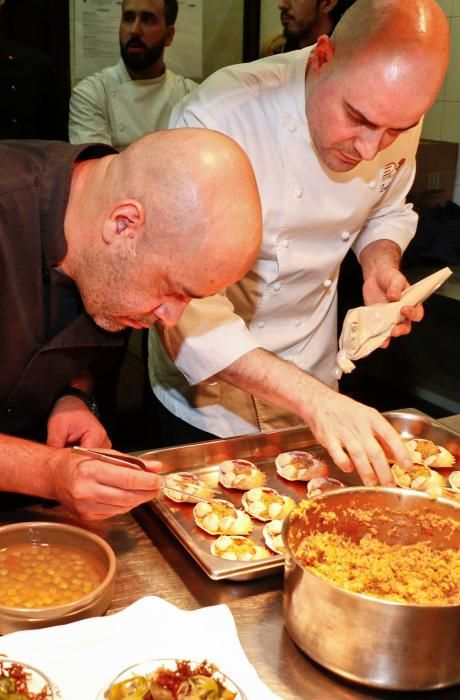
top-left (0, 542), bottom-right (104, 608)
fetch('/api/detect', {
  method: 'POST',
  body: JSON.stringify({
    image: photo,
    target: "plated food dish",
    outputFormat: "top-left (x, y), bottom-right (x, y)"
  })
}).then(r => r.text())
top-left (218, 459), bottom-right (266, 490)
top-left (391, 463), bottom-right (445, 497)
top-left (262, 520), bottom-right (285, 555)
top-left (241, 487), bottom-right (295, 522)
top-left (103, 658), bottom-right (245, 700)
top-left (0, 657), bottom-right (57, 699)
top-left (193, 500), bottom-right (253, 536)
top-left (210, 535), bottom-right (270, 562)
top-left (163, 472), bottom-right (214, 504)
top-left (275, 450), bottom-right (329, 481)
top-left (405, 438), bottom-right (455, 468)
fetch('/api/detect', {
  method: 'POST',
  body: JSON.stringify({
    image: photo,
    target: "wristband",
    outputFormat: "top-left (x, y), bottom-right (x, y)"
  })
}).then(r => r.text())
top-left (58, 387), bottom-right (100, 417)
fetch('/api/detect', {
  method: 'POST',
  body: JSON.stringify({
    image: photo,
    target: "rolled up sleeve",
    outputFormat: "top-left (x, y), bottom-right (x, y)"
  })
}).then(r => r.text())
top-left (164, 295), bottom-right (261, 385)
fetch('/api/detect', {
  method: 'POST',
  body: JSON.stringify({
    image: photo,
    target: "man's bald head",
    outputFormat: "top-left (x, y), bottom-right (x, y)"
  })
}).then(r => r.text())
top-left (332, 0), bottom-right (449, 96)
top-left (110, 128), bottom-right (262, 288)
top-left (306, 0), bottom-right (450, 171)
top-left (63, 129), bottom-right (262, 331)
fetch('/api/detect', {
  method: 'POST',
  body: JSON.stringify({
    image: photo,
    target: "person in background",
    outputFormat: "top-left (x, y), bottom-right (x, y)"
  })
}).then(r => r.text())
top-left (69, 0), bottom-right (196, 150)
top-left (148, 0), bottom-right (450, 487)
top-left (0, 129), bottom-right (262, 520)
top-left (0, 0), bottom-right (62, 139)
top-left (263, 0), bottom-right (356, 56)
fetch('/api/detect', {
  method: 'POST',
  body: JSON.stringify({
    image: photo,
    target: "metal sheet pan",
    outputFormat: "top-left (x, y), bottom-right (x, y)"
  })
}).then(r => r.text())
top-left (139, 411), bottom-right (460, 581)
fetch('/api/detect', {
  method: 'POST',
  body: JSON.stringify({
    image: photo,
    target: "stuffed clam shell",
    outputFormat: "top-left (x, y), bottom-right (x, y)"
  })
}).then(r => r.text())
top-left (405, 438), bottom-right (455, 469)
top-left (241, 487), bottom-right (295, 522)
top-left (448, 471), bottom-right (460, 493)
top-left (218, 459), bottom-right (267, 490)
top-left (391, 463), bottom-right (445, 498)
top-left (193, 499), bottom-right (253, 536)
top-left (275, 450), bottom-right (329, 482)
top-left (163, 471), bottom-right (214, 503)
top-left (262, 519), bottom-right (285, 555)
top-left (210, 535), bottom-right (270, 561)
top-left (307, 477), bottom-right (345, 498)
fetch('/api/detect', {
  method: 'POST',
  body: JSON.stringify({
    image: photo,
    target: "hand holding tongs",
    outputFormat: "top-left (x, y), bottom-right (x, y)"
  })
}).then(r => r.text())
top-left (71, 446), bottom-right (220, 503)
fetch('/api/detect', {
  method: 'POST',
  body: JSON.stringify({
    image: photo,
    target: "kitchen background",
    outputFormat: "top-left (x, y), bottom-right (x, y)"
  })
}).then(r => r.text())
top-left (1, 0), bottom-right (459, 447)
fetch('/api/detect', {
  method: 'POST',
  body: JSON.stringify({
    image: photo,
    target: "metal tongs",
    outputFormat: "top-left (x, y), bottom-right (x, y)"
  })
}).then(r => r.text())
top-left (71, 446), bottom-right (220, 503)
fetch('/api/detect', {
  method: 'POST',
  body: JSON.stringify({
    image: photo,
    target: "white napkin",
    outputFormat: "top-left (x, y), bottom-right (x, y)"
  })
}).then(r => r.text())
top-left (0, 596), bottom-right (280, 700)
top-left (336, 267), bottom-right (453, 376)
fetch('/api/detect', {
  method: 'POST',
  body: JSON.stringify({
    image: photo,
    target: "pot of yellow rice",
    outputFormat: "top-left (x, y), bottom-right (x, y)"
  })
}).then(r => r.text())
top-left (282, 487), bottom-right (460, 690)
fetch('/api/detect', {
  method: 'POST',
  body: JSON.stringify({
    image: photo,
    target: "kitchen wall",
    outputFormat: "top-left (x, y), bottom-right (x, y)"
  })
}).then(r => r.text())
top-left (202, 0), bottom-right (244, 77)
top-left (403, 0), bottom-right (460, 204)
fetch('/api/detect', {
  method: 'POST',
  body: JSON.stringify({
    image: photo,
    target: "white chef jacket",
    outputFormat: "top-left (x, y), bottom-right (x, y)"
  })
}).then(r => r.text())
top-left (148, 47), bottom-right (421, 437)
top-left (69, 60), bottom-right (196, 151)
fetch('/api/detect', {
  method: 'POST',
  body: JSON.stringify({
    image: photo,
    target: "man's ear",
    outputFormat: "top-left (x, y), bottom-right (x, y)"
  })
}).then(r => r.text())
top-left (165, 25), bottom-right (175, 48)
top-left (101, 200), bottom-right (145, 246)
top-left (312, 35), bottom-right (335, 77)
top-left (320, 0), bottom-right (339, 14)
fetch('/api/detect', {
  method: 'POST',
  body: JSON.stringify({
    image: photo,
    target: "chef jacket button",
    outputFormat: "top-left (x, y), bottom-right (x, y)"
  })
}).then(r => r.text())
top-left (5, 407), bottom-right (14, 415)
top-left (288, 123), bottom-right (297, 134)
top-left (8, 55), bottom-right (14, 61)
top-left (282, 240), bottom-right (289, 249)
top-left (368, 180), bottom-right (377, 189)
top-left (10, 84), bottom-right (16, 92)
top-left (323, 278), bottom-right (332, 289)
top-left (295, 188), bottom-right (303, 199)
top-left (273, 283), bottom-right (281, 292)
top-left (294, 319), bottom-right (301, 327)
top-left (341, 230), bottom-right (350, 242)
top-left (257, 321), bottom-right (265, 329)
top-left (11, 118), bottom-right (17, 125)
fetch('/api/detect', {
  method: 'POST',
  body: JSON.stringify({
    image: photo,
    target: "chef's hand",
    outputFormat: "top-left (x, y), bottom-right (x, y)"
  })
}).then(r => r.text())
top-left (305, 386), bottom-right (413, 486)
top-left (362, 266), bottom-right (424, 348)
top-left (50, 449), bottom-right (164, 521)
top-left (47, 394), bottom-right (111, 448)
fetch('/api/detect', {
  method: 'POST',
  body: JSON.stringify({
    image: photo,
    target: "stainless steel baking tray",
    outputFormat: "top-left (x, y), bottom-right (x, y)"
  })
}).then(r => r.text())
top-left (139, 411), bottom-right (460, 581)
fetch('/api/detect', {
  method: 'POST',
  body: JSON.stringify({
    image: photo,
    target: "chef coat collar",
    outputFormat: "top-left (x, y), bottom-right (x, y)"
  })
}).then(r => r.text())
top-left (289, 46), bottom-right (314, 143)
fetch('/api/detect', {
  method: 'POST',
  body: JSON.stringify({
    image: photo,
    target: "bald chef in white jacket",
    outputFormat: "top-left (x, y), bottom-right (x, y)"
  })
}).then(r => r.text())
top-left (148, 0), bottom-right (450, 486)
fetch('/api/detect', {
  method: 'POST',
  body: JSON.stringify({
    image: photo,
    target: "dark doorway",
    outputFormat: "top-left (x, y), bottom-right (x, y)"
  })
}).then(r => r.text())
top-left (0, 0), bottom-right (70, 140)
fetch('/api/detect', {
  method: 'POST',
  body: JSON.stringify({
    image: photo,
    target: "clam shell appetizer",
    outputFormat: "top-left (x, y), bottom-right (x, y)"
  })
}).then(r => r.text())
top-left (163, 471), bottom-right (214, 503)
top-left (241, 487), bottom-right (295, 522)
top-left (405, 438), bottom-right (455, 469)
top-left (391, 463), bottom-right (445, 498)
top-left (448, 471), bottom-right (460, 493)
top-left (307, 477), bottom-right (345, 499)
top-left (218, 459), bottom-right (267, 490)
top-left (275, 450), bottom-right (329, 482)
top-left (262, 519), bottom-right (285, 555)
top-left (193, 499), bottom-right (253, 536)
top-left (210, 535), bottom-right (270, 561)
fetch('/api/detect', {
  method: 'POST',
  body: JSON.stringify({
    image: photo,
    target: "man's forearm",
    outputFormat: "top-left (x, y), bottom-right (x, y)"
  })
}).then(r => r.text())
top-left (359, 239), bottom-right (402, 280)
top-left (0, 434), bottom-right (61, 499)
top-left (218, 348), bottom-right (328, 423)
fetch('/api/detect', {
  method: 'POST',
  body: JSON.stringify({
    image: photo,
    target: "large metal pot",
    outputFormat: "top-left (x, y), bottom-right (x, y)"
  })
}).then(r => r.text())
top-left (282, 487), bottom-right (460, 691)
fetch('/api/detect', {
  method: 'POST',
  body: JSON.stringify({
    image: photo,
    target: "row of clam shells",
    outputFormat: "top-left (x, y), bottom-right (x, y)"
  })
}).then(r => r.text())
top-left (390, 438), bottom-right (459, 499)
top-left (164, 452), bottom-right (346, 561)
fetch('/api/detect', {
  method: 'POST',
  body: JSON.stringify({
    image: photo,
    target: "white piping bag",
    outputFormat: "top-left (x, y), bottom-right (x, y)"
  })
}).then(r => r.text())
top-left (336, 267), bottom-right (453, 377)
